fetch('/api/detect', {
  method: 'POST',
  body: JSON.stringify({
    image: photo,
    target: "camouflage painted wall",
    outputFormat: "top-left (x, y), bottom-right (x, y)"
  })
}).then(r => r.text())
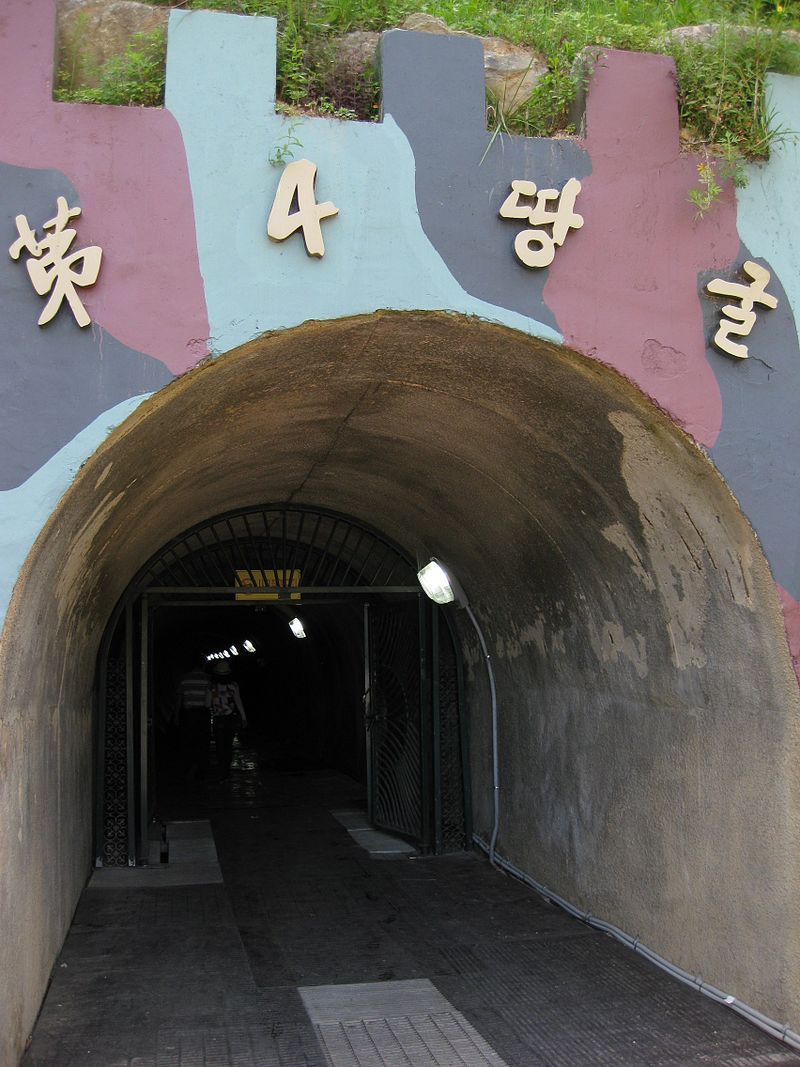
top-left (1, 3), bottom-right (797, 675)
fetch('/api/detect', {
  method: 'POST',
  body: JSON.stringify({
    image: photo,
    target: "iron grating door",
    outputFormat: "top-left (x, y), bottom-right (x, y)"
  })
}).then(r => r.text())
top-left (434, 611), bottom-right (470, 853)
top-left (367, 599), bottom-right (431, 849)
top-left (100, 652), bottom-right (130, 866)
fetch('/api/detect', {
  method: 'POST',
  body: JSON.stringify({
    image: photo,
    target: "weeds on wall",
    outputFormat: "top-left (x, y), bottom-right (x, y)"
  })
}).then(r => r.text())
top-left (55, 26), bottom-right (166, 107)
top-left (675, 25), bottom-right (798, 211)
top-left (54, 0), bottom-right (799, 203)
top-left (673, 26), bottom-right (795, 156)
top-left (268, 119), bottom-right (304, 164)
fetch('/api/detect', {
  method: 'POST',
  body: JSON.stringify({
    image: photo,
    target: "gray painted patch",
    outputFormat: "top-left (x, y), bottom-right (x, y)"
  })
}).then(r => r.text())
top-left (0, 162), bottom-right (174, 489)
top-left (703, 249), bottom-right (800, 600)
top-left (381, 31), bottom-right (591, 328)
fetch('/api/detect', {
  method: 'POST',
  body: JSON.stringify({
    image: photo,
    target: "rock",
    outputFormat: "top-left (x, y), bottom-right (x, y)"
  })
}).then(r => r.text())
top-left (400, 12), bottom-right (547, 114)
top-left (666, 22), bottom-right (721, 45)
top-left (57, 0), bottom-right (168, 91)
top-left (332, 30), bottom-right (381, 74)
top-left (402, 12), bottom-right (450, 35)
top-left (481, 35), bottom-right (548, 115)
top-left (331, 30), bottom-right (381, 78)
top-left (323, 30), bottom-right (382, 119)
top-left (666, 22), bottom-right (800, 48)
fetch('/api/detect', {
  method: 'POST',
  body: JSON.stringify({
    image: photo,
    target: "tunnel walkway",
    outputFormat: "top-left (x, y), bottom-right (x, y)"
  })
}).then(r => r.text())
top-left (23, 748), bottom-right (800, 1066)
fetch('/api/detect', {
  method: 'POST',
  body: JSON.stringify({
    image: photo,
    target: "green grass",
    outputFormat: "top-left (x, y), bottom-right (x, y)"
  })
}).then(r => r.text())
top-left (55, 0), bottom-right (800, 180)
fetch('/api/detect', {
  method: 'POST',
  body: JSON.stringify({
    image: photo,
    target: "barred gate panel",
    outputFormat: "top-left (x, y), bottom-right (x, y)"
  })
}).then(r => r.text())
top-left (102, 654), bottom-right (129, 866)
top-left (369, 601), bottom-right (423, 844)
top-left (438, 620), bottom-right (467, 852)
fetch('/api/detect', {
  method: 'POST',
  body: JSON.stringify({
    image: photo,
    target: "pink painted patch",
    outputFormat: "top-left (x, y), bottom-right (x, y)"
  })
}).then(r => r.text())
top-left (0, 0), bottom-right (208, 373)
top-left (777, 584), bottom-right (800, 688)
top-left (544, 50), bottom-right (740, 447)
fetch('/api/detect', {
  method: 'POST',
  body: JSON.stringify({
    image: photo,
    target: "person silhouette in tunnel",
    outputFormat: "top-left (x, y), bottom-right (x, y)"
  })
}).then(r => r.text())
top-left (177, 661), bottom-right (212, 783)
top-left (210, 660), bottom-right (247, 780)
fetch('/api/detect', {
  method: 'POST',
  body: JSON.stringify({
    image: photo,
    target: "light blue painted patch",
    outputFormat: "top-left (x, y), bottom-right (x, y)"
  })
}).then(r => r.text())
top-left (737, 76), bottom-right (800, 343)
top-left (164, 10), bottom-right (561, 356)
top-left (0, 394), bottom-right (150, 628)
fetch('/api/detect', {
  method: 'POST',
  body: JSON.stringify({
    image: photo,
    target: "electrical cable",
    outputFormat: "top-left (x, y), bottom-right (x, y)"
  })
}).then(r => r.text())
top-left (464, 605), bottom-right (500, 867)
top-left (473, 834), bottom-right (800, 1053)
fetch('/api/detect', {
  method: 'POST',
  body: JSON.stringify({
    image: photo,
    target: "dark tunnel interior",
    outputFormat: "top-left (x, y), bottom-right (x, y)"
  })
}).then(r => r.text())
top-left (149, 602), bottom-right (369, 817)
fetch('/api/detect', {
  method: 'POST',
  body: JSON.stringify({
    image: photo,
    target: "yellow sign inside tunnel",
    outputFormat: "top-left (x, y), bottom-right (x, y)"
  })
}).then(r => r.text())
top-left (234, 568), bottom-right (301, 601)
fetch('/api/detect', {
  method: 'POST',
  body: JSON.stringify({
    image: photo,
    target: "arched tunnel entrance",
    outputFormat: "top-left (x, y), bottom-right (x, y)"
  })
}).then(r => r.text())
top-left (97, 505), bottom-right (470, 867)
top-left (2, 311), bottom-right (799, 1049)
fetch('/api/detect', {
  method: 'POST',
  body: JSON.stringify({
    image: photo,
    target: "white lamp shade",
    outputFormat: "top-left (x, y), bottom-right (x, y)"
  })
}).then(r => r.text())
top-left (417, 559), bottom-right (456, 604)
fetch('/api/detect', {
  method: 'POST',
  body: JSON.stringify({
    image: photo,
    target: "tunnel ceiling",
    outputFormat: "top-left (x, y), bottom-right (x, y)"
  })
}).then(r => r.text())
top-left (26, 308), bottom-right (739, 606)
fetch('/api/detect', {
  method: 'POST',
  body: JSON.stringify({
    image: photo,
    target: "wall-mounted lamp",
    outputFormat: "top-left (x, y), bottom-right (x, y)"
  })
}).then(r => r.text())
top-left (417, 557), bottom-right (500, 866)
top-left (289, 617), bottom-right (307, 639)
top-left (417, 558), bottom-right (468, 607)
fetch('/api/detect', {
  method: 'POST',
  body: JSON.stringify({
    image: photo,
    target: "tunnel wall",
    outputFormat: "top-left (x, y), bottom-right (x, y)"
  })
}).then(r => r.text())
top-left (1, 2), bottom-right (800, 1063)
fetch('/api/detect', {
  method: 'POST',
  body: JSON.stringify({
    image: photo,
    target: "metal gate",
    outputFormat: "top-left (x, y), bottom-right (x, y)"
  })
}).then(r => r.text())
top-left (365, 599), bottom-right (470, 853)
top-left (96, 505), bottom-right (470, 864)
top-left (366, 599), bottom-right (428, 847)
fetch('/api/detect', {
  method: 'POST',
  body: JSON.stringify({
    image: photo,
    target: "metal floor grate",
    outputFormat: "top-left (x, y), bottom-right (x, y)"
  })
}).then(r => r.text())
top-left (156, 1025), bottom-right (325, 1067)
top-left (301, 979), bottom-right (508, 1067)
top-left (317, 1013), bottom-right (508, 1067)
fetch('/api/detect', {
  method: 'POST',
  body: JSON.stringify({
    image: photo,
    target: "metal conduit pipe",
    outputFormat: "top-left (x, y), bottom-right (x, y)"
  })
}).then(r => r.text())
top-left (464, 605), bottom-right (500, 868)
top-left (473, 834), bottom-right (800, 1053)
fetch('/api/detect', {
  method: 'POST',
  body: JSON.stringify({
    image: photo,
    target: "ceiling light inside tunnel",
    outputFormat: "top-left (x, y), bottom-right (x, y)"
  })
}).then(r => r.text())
top-left (289, 617), bottom-right (306, 639)
top-left (230, 645), bottom-right (239, 655)
top-left (222, 650), bottom-right (230, 657)
top-left (243, 640), bottom-right (256, 653)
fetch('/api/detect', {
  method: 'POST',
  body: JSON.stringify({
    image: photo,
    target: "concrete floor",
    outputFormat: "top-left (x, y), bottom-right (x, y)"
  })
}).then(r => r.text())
top-left (22, 749), bottom-right (800, 1066)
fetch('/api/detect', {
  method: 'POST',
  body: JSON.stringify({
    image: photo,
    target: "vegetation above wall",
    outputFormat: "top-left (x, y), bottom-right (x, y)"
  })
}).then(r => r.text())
top-left (56, 0), bottom-right (799, 206)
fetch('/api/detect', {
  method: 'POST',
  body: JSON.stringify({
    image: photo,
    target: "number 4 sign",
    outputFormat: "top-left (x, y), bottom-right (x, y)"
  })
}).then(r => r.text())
top-left (267, 159), bottom-right (339, 258)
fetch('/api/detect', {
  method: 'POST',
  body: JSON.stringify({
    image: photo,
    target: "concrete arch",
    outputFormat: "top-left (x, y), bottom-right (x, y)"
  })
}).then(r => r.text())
top-left (1, 311), bottom-right (799, 1060)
